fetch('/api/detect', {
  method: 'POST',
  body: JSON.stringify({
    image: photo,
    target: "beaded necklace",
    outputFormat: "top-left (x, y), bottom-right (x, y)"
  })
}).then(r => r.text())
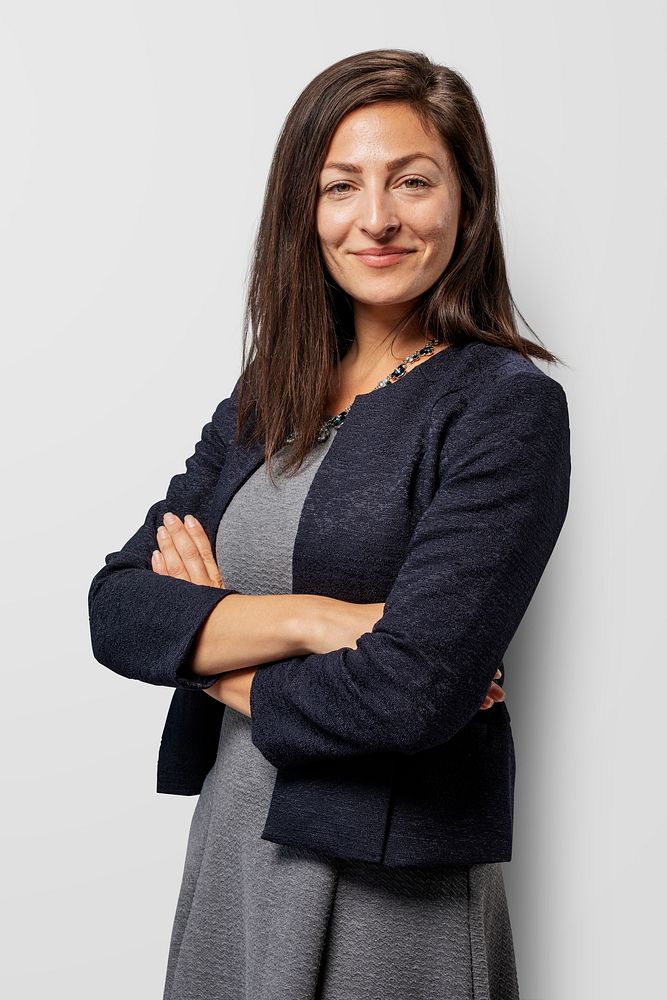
top-left (285, 336), bottom-right (443, 444)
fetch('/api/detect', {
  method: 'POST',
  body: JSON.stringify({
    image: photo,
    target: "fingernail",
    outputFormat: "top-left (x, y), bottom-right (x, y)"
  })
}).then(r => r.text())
top-left (157, 525), bottom-right (168, 539)
top-left (185, 514), bottom-right (196, 528)
top-left (163, 512), bottom-right (178, 525)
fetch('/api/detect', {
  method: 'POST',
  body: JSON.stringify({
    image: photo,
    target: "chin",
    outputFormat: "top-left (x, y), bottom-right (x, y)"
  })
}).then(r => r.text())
top-left (349, 291), bottom-right (410, 306)
top-left (349, 282), bottom-right (421, 303)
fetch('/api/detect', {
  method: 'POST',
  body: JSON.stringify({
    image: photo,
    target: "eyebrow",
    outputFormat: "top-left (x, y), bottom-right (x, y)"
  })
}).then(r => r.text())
top-left (321, 152), bottom-right (442, 173)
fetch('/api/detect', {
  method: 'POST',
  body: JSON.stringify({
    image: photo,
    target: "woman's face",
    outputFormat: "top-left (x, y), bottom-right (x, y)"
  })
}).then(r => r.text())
top-left (316, 101), bottom-right (462, 314)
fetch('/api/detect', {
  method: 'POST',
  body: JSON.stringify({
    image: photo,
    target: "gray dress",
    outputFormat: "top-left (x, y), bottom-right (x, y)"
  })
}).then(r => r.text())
top-left (162, 429), bottom-right (521, 1000)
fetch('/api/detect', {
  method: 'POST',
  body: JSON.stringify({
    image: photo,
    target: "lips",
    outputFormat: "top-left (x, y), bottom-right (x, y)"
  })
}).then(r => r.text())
top-left (351, 248), bottom-right (416, 268)
top-left (352, 248), bottom-right (414, 256)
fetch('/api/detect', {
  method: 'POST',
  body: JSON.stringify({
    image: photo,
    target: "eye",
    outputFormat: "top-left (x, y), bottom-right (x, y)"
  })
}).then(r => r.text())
top-left (401, 176), bottom-right (430, 190)
top-left (321, 176), bottom-right (431, 197)
top-left (322, 181), bottom-right (354, 196)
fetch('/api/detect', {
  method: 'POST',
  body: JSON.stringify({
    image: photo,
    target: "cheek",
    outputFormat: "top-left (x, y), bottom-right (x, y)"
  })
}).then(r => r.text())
top-left (415, 208), bottom-right (459, 261)
top-left (316, 204), bottom-right (348, 249)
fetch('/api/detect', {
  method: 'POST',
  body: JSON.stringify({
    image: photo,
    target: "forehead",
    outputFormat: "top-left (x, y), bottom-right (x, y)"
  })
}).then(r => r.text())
top-left (322, 102), bottom-right (449, 166)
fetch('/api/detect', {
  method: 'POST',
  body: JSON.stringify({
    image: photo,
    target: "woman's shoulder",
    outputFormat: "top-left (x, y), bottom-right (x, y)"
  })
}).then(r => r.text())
top-left (426, 340), bottom-right (569, 442)
top-left (434, 339), bottom-right (567, 404)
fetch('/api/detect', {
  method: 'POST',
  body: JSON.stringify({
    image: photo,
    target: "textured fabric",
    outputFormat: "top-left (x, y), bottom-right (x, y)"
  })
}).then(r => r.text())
top-left (162, 429), bottom-right (519, 1000)
top-left (163, 714), bottom-right (519, 1000)
top-left (87, 393), bottom-right (241, 689)
top-left (249, 363), bottom-right (570, 764)
top-left (87, 338), bottom-right (571, 866)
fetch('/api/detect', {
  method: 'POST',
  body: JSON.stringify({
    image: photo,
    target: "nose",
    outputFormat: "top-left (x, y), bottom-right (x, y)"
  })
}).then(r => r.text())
top-left (357, 186), bottom-right (400, 239)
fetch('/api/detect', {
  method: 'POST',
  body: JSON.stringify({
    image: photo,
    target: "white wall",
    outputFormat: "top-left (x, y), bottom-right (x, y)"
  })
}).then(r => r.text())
top-left (1, 2), bottom-right (663, 997)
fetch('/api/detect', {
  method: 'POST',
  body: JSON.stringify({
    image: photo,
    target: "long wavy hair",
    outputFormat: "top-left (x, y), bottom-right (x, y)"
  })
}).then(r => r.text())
top-left (234, 48), bottom-right (565, 478)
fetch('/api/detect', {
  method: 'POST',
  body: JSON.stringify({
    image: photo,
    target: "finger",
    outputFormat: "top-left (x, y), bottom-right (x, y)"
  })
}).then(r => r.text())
top-left (484, 682), bottom-right (506, 706)
top-left (156, 522), bottom-right (193, 582)
top-left (159, 512), bottom-right (216, 586)
top-left (183, 514), bottom-right (225, 587)
top-left (481, 682), bottom-right (506, 710)
top-left (151, 548), bottom-right (170, 576)
top-left (491, 682), bottom-right (505, 700)
top-left (487, 681), bottom-right (505, 700)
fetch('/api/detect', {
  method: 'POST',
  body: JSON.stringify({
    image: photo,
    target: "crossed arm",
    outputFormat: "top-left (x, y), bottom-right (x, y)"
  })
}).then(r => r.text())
top-left (88, 369), bottom-right (566, 767)
top-left (148, 510), bottom-right (506, 718)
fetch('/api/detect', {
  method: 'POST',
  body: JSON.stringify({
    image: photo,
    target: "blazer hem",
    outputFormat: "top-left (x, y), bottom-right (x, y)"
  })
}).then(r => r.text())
top-left (259, 824), bottom-right (513, 868)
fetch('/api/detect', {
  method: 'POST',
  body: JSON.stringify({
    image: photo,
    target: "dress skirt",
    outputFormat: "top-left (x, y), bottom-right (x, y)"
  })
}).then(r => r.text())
top-left (162, 427), bottom-right (521, 1000)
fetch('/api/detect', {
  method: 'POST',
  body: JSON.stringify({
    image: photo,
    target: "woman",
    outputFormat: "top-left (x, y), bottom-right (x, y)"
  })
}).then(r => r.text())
top-left (88, 49), bottom-right (570, 999)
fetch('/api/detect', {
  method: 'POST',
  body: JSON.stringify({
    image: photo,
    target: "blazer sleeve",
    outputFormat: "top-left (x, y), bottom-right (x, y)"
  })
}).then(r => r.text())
top-left (249, 369), bottom-right (571, 767)
top-left (87, 379), bottom-right (242, 689)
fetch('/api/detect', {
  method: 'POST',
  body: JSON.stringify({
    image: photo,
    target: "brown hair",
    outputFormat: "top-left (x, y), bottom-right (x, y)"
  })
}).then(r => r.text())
top-left (234, 48), bottom-right (566, 478)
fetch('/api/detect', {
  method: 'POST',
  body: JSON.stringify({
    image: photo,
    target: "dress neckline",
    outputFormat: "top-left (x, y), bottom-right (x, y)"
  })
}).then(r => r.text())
top-left (322, 342), bottom-right (456, 420)
top-left (284, 343), bottom-right (462, 446)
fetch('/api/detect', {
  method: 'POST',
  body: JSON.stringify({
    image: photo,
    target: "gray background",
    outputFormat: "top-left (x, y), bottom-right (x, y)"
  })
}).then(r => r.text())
top-left (1, 2), bottom-right (664, 997)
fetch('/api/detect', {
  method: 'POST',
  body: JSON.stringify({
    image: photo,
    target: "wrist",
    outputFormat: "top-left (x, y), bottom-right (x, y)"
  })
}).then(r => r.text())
top-left (287, 594), bottom-right (331, 656)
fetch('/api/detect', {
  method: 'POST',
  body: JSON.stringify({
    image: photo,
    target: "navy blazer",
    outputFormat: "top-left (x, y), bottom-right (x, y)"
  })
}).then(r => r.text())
top-left (88, 339), bottom-right (571, 867)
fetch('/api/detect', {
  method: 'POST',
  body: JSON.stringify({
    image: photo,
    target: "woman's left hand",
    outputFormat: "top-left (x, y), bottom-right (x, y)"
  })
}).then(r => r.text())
top-left (152, 511), bottom-right (226, 587)
top-left (151, 511), bottom-right (255, 718)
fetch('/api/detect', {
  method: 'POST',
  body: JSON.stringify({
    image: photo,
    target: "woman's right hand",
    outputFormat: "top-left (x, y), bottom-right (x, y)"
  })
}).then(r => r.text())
top-left (306, 597), bottom-right (505, 711)
top-left (481, 670), bottom-right (505, 710)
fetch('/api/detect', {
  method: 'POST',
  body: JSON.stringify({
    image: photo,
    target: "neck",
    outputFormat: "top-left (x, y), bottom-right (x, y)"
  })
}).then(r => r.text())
top-left (346, 301), bottom-right (429, 370)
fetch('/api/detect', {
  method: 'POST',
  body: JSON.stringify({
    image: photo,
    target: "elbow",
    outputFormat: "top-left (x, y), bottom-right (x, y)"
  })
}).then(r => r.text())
top-left (87, 570), bottom-right (111, 670)
top-left (87, 566), bottom-right (126, 676)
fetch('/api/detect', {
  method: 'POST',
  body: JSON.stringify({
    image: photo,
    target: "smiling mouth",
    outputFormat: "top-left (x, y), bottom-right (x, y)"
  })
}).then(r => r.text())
top-left (351, 250), bottom-right (416, 267)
